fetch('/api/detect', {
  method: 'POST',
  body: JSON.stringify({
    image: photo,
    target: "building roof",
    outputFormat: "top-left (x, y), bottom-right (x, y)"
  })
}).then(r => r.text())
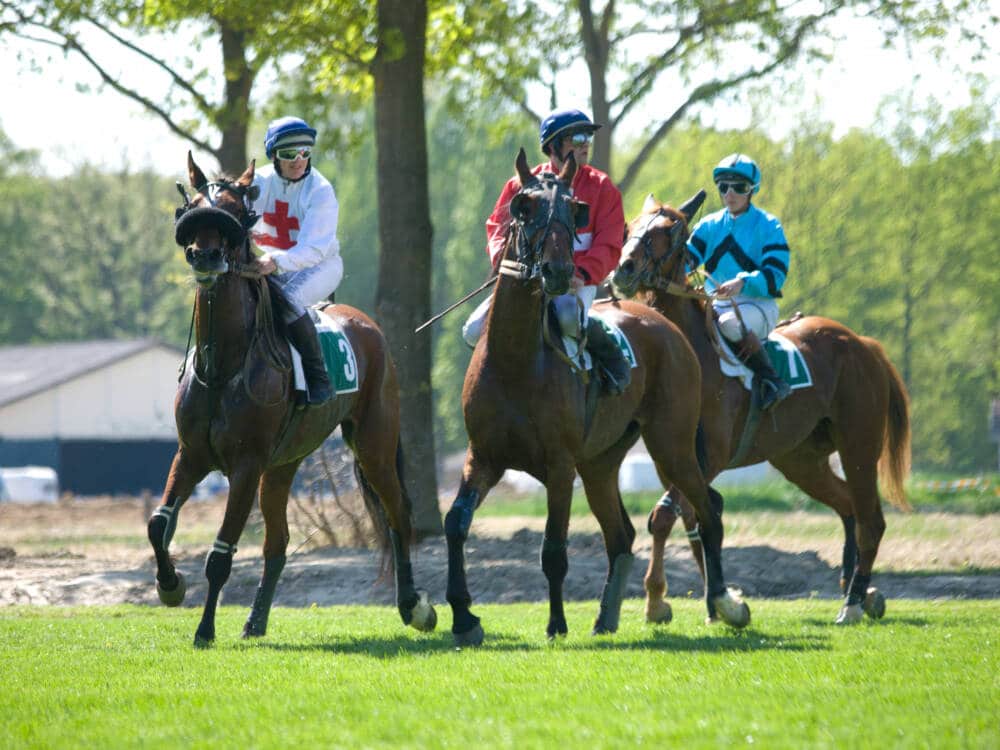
top-left (0, 339), bottom-right (184, 407)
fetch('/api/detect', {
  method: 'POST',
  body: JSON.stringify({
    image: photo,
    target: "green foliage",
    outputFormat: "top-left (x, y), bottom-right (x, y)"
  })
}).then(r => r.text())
top-left (1, 601), bottom-right (998, 747)
top-left (0, 166), bottom-right (189, 345)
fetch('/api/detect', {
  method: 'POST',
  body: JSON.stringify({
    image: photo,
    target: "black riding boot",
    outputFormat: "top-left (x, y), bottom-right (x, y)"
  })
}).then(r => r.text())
top-left (287, 314), bottom-right (333, 406)
top-left (585, 318), bottom-right (631, 396)
top-left (735, 331), bottom-right (790, 411)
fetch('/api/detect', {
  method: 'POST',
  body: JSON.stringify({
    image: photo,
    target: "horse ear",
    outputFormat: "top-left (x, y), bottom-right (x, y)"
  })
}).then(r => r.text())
top-left (187, 151), bottom-right (207, 190)
top-left (642, 193), bottom-right (659, 214)
top-left (236, 159), bottom-right (255, 189)
top-left (679, 189), bottom-right (707, 222)
top-left (515, 148), bottom-right (534, 187)
top-left (558, 151), bottom-right (577, 184)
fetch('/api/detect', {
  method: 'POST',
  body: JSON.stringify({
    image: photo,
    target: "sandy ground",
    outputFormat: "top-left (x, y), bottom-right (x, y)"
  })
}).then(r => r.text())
top-left (1, 497), bottom-right (998, 609)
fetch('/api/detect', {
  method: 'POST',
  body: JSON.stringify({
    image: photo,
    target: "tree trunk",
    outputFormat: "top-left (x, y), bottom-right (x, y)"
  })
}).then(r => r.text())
top-left (217, 22), bottom-right (254, 174)
top-left (372, 0), bottom-right (442, 536)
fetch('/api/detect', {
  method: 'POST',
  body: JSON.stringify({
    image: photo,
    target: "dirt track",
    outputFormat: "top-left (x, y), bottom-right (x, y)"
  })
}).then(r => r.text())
top-left (2, 498), bottom-right (999, 608)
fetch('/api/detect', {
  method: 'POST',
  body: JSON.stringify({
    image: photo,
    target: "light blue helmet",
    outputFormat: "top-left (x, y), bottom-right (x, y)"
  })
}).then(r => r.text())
top-left (712, 153), bottom-right (761, 194)
top-left (264, 116), bottom-right (317, 159)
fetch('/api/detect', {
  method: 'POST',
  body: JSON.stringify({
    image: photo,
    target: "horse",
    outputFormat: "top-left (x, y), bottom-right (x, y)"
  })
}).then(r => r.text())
top-left (612, 192), bottom-right (911, 624)
top-left (444, 150), bottom-right (750, 646)
top-left (147, 152), bottom-right (436, 646)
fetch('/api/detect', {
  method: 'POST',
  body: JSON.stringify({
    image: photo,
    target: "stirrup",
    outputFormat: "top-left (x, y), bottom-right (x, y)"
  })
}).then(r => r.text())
top-left (758, 378), bottom-right (790, 411)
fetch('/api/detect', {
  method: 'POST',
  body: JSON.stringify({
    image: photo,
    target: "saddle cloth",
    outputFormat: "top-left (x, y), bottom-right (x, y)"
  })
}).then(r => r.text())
top-left (290, 308), bottom-right (360, 395)
top-left (717, 329), bottom-right (813, 392)
top-left (561, 311), bottom-right (638, 372)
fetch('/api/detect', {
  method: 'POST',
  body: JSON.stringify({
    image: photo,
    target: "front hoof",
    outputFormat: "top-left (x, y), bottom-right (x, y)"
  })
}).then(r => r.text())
top-left (453, 623), bottom-right (484, 648)
top-left (242, 622), bottom-right (266, 639)
top-left (835, 603), bottom-right (864, 625)
top-left (712, 588), bottom-right (750, 629)
top-left (408, 591), bottom-right (437, 633)
top-left (862, 587), bottom-right (886, 619)
top-left (591, 623), bottom-right (617, 636)
top-left (193, 632), bottom-right (215, 649)
top-left (645, 598), bottom-right (673, 625)
top-left (156, 571), bottom-right (186, 607)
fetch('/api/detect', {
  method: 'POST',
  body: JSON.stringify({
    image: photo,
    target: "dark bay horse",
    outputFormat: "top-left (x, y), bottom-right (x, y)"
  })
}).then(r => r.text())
top-left (444, 150), bottom-right (749, 646)
top-left (147, 153), bottom-right (436, 646)
top-left (612, 193), bottom-right (911, 624)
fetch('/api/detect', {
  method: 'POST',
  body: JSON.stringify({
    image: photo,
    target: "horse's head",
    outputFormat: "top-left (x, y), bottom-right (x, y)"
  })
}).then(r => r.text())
top-left (175, 151), bottom-right (259, 288)
top-left (612, 190), bottom-right (706, 298)
top-left (506, 147), bottom-right (586, 296)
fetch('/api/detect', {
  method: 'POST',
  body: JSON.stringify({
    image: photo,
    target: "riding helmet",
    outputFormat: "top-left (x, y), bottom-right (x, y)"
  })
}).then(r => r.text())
top-left (539, 109), bottom-right (601, 153)
top-left (712, 153), bottom-right (761, 194)
top-left (264, 116), bottom-right (317, 159)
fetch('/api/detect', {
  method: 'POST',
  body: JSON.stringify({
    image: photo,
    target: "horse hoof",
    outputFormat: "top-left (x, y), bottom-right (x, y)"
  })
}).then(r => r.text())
top-left (193, 633), bottom-right (215, 649)
top-left (242, 623), bottom-right (265, 639)
top-left (156, 571), bottom-right (186, 607)
top-left (835, 603), bottom-right (864, 625)
top-left (409, 591), bottom-right (437, 633)
top-left (645, 599), bottom-right (673, 625)
top-left (862, 587), bottom-right (886, 619)
top-left (712, 588), bottom-right (751, 629)
top-left (453, 623), bottom-right (484, 648)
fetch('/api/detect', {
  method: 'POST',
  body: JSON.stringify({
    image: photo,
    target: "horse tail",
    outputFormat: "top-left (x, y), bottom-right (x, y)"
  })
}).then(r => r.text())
top-left (864, 337), bottom-right (912, 511)
top-left (352, 458), bottom-right (393, 579)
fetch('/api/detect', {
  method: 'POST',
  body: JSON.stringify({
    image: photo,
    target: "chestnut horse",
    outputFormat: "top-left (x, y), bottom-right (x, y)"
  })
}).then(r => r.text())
top-left (612, 192), bottom-right (911, 624)
top-left (147, 153), bottom-right (436, 646)
top-left (444, 150), bottom-right (749, 646)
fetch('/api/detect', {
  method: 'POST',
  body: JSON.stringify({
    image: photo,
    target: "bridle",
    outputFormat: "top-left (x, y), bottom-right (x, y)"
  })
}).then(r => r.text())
top-left (499, 175), bottom-right (577, 285)
top-left (621, 208), bottom-right (691, 294)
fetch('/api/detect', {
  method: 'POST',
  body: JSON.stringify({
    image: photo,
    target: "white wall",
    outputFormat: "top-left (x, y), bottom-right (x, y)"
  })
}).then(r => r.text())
top-left (0, 348), bottom-right (179, 439)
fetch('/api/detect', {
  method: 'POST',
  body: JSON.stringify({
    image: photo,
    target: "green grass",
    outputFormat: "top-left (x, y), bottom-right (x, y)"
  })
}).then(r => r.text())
top-left (476, 472), bottom-right (1000, 517)
top-left (1, 600), bottom-right (997, 749)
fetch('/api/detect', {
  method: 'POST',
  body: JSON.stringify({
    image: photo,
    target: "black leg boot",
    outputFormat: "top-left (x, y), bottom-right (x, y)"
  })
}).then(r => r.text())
top-left (287, 313), bottom-right (333, 406)
top-left (734, 331), bottom-right (790, 411)
top-left (585, 318), bottom-right (631, 396)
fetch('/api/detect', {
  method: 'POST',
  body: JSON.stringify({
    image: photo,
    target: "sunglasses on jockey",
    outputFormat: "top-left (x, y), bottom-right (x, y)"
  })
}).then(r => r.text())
top-left (275, 146), bottom-right (312, 161)
top-left (716, 180), bottom-right (753, 195)
top-left (565, 131), bottom-right (593, 146)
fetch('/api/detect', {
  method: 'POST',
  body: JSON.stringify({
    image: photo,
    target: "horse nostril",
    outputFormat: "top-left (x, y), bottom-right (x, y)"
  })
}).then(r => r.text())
top-left (621, 259), bottom-right (634, 274)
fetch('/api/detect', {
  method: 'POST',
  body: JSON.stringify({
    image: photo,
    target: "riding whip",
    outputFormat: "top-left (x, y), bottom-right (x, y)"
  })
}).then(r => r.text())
top-left (414, 275), bottom-right (498, 333)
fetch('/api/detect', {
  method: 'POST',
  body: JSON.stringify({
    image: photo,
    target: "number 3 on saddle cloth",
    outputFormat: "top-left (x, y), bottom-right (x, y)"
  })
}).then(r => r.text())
top-left (717, 329), bottom-right (813, 392)
top-left (288, 308), bottom-right (360, 397)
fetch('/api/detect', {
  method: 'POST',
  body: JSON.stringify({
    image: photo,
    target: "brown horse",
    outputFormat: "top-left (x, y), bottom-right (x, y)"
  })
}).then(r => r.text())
top-left (612, 192), bottom-right (911, 624)
top-left (147, 153), bottom-right (436, 646)
top-left (444, 150), bottom-right (749, 646)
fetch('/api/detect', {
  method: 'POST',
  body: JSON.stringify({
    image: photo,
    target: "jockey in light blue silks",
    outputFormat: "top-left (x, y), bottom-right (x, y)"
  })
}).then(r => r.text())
top-left (686, 153), bottom-right (791, 411)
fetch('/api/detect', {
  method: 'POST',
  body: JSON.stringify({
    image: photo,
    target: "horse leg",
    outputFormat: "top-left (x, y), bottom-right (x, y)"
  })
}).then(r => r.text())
top-left (578, 459), bottom-right (636, 635)
top-left (834, 450), bottom-right (886, 625)
top-left (147, 449), bottom-right (209, 606)
top-left (242, 460), bottom-right (300, 639)
top-left (444, 452), bottom-right (501, 647)
top-left (540, 466), bottom-right (577, 639)
top-left (194, 465), bottom-right (263, 647)
top-left (771, 451), bottom-right (858, 593)
top-left (644, 429), bottom-right (749, 628)
top-left (643, 488), bottom-right (704, 623)
top-left (348, 416), bottom-right (436, 633)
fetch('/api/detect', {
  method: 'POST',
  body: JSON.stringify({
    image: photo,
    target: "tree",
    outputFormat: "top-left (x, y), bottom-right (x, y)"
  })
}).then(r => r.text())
top-left (0, 0), bottom-right (308, 173)
top-left (451, 0), bottom-right (994, 191)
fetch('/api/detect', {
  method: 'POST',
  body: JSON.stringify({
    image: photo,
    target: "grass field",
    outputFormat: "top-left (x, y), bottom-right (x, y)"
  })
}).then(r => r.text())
top-left (2, 600), bottom-right (997, 749)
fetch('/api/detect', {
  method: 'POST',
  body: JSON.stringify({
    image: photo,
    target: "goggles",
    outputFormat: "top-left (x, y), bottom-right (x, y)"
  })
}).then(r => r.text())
top-left (566, 131), bottom-right (593, 146)
top-left (275, 146), bottom-right (312, 161)
top-left (716, 180), bottom-right (753, 195)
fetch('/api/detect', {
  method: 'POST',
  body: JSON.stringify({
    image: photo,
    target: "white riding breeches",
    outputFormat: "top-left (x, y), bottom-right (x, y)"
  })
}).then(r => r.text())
top-left (462, 284), bottom-right (598, 347)
top-left (714, 296), bottom-right (779, 342)
top-left (268, 255), bottom-right (343, 323)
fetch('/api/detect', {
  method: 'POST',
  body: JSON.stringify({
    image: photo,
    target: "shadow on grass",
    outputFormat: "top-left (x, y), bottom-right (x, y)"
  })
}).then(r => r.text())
top-left (245, 628), bottom-right (829, 657)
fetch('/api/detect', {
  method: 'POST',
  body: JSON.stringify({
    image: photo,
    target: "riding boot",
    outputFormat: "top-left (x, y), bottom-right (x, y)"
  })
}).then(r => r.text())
top-left (734, 331), bottom-right (790, 411)
top-left (287, 313), bottom-right (333, 406)
top-left (585, 318), bottom-right (631, 396)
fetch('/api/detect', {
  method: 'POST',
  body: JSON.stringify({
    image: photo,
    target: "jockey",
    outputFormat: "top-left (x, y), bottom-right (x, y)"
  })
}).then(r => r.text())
top-left (250, 116), bottom-right (343, 406)
top-left (463, 108), bottom-right (631, 395)
top-left (686, 153), bottom-right (791, 410)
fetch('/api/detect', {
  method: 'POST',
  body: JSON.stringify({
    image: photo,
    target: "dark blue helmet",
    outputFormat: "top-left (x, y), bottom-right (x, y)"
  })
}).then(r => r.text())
top-left (264, 116), bottom-right (317, 159)
top-left (539, 108), bottom-right (601, 153)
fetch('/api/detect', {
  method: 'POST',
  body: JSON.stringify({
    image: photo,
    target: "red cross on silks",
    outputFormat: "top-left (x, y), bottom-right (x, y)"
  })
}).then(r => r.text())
top-left (254, 200), bottom-right (299, 249)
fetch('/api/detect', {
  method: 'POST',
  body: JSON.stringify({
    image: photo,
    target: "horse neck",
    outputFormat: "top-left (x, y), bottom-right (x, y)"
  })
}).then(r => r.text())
top-left (640, 285), bottom-right (711, 358)
top-left (194, 274), bottom-right (256, 382)
top-left (484, 271), bottom-right (545, 370)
